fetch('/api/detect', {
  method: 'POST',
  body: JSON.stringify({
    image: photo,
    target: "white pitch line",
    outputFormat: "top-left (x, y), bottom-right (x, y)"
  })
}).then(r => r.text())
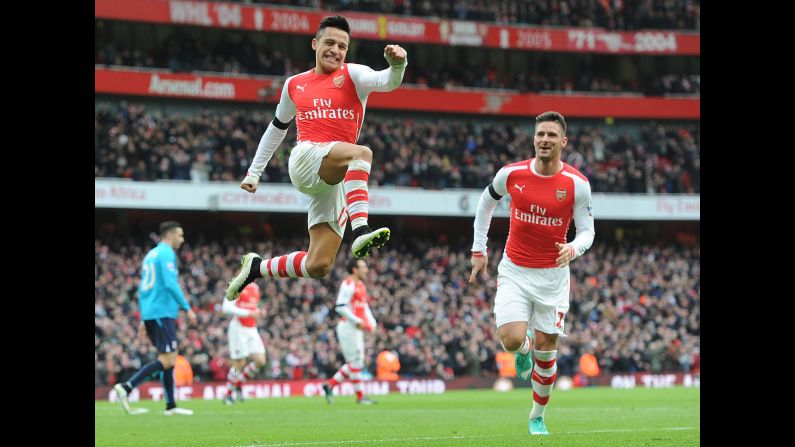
top-left (233, 427), bottom-right (699, 447)
top-left (563, 426), bottom-right (698, 434)
top-left (233, 435), bottom-right (500, 447)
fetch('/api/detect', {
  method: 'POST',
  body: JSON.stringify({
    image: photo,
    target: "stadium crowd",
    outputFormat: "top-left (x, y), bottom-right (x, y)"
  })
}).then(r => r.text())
top-left (95, 234), bottom-right (700, 386)
top-left (226, 0), bottom-right (700, 31)
top-left (95, 37), bottom-right (700, 96)
top-left (95, 103), bottom-right (700, 193)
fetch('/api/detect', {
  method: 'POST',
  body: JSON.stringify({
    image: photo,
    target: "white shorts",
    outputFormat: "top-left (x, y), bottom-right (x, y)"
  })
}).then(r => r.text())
top-left (493, 255), bottom-right (570, 336)
top-left (228, 319), bottom-right (266, 360)
top-left (288, 141), bottom-right (348, 238)
top-left (336, 322), bottom-right (365, 367)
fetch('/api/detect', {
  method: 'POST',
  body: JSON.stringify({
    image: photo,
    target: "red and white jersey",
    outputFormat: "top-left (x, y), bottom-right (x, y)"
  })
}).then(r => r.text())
top-left (486, 159), bottom-right (594, 268)
top-left (233, 283), bottom-right (261, 328)
top-left (273, 63), bottom-right (405, 144)
top-left (335, 277), bottom-right (375, 331)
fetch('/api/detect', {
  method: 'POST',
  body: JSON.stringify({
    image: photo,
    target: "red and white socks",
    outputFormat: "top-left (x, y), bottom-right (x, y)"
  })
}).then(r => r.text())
top-left (259, 251), bottom-right (309, 278)
top-left (225, 361), bottom-right (262, 398)
top-left (327, 363), bottom-right (364, 401)
top-left (529, 349), bottom-right (558, 419)
top-left (328, 363), bottom-right (350, 388)
top-left (349, 366), bottom-right (363, 400)
top-left (225, 368), bottom-right (242, 398)
top-left (344, 160), bottom-right (371, 232)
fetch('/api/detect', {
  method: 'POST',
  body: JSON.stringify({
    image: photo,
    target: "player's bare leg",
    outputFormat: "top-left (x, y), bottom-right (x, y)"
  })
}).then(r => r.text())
top-left (226, 226), bottom-right (338, 300)
top-left (225, 222), bottom-right (342, 299)
top-left (498, 321), bottom-right (534, 380)
top-left (305, 223), bottom-right (343, 277)
top-left (320, 142), bottom-right (390, 258)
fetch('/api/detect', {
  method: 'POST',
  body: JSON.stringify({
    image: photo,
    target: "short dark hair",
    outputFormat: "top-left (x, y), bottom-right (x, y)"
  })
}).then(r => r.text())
top-left (159, 221), bottom-right (182, 237)
top-left (347, 257), bottom-right (364, 274)
top-left (535, 111), bottom-right (567, 135)
top-left (317, 15), bottom-right (350, 39)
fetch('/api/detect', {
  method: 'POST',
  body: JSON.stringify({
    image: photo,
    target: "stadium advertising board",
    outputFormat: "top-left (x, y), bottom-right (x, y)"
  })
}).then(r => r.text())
top-left (95, 179), bottom-right (700, 220)
top-left (97, 378), bottom-right (447, 401)
top-left (95, 0), bottom-right (699, 55)
top-left (95, 373), bottom-right (699, 401)
top-left (96, 67), bottom-right (699, 119)
top-left (94, 67), bottom-right (280, 102)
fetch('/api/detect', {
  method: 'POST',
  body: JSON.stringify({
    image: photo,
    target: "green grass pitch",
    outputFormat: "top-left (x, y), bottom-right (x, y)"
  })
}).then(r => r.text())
top-left (95, 386), bottom-right (699, 446)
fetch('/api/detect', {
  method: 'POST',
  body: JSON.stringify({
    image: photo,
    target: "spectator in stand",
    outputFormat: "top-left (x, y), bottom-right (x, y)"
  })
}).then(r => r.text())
top-left (95, 234), bottom-right (700, 388)
top-left (95, 104), bottom-right (700, 194)
top-left (219, 0), bottom-right (699, 31)
top-left (96, 37), bottom-right (698, 96)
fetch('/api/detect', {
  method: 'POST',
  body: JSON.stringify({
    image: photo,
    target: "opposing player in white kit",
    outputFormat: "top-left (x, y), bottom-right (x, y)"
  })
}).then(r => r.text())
top-left (322, 258), bottom-right (377, 405)
top-left (226, 15), bottom-right (408, 301)
top-left (469, 111), bottom-right (594, 436)
top-left (221, 283), bottom-right (266, 405)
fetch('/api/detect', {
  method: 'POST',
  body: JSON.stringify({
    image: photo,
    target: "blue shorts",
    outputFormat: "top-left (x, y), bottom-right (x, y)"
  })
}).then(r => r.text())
top-left (144, 318), bottom-right (179, 353)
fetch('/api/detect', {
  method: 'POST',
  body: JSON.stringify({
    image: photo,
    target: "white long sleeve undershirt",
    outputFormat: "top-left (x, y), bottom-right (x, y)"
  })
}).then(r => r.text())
top-left (335, 304), bottom-right (362, 325)
top-left (222, 299), bottom-right (253, 318)
top-left (246, 122), bottom-right (289, 178)
top-left (471, 186), bottom-right (501, 253)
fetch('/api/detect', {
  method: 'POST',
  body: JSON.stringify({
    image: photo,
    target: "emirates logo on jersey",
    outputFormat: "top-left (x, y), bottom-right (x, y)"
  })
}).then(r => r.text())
top-left (556, 189), bottom-right (567, 201)
top-left (333, 75), bottom-right (345, 88)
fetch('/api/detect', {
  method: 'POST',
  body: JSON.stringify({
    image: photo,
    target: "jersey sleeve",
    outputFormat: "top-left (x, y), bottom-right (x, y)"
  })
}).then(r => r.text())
top-left (247, 78), bottom-right (296, 177)
top-left (273, 77), bottom-right (297, 123)
top-left (222, 298), bottom-right (251, 317)
top-left (335, 281), bottom-right (361, 323)
top-left (160, 251), bottom-right (191, 311)
top-left (569, 176), bottom-right (595, 258)
top-left (491, 167), bottom-right (511, 196)
top-left (364, 305), bottom-right (376, 330)
top-left (347, 63), bottom-right (405, 98)
top-left (472, 167), bottom-right (509, 253)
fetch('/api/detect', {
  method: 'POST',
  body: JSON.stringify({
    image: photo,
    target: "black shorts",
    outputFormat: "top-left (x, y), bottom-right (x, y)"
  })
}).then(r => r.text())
top-left (144, 318), bottom-right (178, 353)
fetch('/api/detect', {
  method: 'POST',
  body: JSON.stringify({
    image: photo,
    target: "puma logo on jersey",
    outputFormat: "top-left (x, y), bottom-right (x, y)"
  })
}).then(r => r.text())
top-left (296, 84), bottom-right (307, 92)
top-left (514, 184), bottom-right (526, 193)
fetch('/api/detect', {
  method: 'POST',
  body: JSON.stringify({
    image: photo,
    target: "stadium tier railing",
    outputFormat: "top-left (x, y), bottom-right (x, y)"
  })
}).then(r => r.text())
top-left (94, 178), bottom-right (700, 220)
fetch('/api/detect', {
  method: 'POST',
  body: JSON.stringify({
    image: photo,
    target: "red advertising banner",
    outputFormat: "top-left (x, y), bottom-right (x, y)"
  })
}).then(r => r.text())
top-left (95, 0), bottom-right (699, 55)
top-left (96, 67), bottom-right (699, 119)
top-left (96, 378), bottom-right (448, 401)
top-left (591, 372), bottom-right (701, 388)
top-left (94, 67), bottom-right (280, 102)
top-left (94, 373), bottom-right (699, 401)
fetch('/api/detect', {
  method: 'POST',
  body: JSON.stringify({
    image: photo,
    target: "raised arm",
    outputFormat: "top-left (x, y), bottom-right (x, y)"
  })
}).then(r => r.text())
top-left (348, 45), bottom-right (407, 96)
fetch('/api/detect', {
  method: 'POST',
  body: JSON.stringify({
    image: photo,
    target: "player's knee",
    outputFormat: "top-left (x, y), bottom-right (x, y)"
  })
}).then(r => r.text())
top-left (501, 334), bottom-right (525, 352)
top-left (306, 259), bottom-right (332, 277)
top-left (254, 354), bottom-right (267, 368)
top-left (354, 145), bottom-right (373, 162)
